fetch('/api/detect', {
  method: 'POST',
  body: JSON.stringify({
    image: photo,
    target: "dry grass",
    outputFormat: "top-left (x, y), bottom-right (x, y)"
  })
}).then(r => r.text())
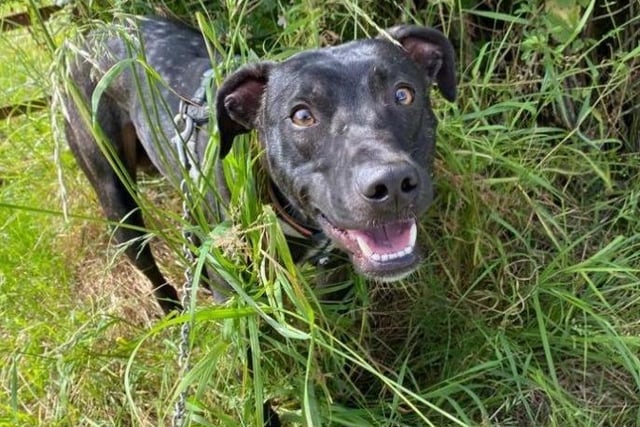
top-left (2, 1), bottom-right (640, 426)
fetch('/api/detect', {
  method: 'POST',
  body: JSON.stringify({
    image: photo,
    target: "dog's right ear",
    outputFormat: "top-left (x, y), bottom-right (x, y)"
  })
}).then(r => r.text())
top-left (215, 62), bottom-right (273, 158)
top-left (382, 25), bottom-right (457, 102)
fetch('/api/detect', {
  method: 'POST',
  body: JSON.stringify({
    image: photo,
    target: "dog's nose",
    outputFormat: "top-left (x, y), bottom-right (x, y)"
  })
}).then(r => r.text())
top-left (356, 162), bottom-right (420, 206)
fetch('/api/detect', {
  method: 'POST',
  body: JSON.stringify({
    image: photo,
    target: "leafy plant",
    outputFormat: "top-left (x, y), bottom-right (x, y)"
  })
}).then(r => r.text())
top-left (2, 1), bottom-right (640, 426)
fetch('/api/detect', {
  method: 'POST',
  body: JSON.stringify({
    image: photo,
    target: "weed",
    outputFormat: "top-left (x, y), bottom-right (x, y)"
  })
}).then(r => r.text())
top-left (2, 1), bottom-right (640, 426)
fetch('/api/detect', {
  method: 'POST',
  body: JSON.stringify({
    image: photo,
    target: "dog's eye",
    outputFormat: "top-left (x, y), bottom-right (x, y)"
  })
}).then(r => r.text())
top-left (394, 86), bottom-right (415, 105)
top-left (291, 107), bottom-right (316, 127)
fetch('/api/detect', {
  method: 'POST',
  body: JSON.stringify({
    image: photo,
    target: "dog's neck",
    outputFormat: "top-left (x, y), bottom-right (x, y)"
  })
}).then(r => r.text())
top-left (266, 180), bottom-right (334, 265)
top-left (267, 180), bottom-right (321, 239)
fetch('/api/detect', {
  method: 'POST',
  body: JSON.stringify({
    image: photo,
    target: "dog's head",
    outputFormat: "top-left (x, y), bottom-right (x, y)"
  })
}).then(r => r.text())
top-left (216, 25), bottom-right (456, 281)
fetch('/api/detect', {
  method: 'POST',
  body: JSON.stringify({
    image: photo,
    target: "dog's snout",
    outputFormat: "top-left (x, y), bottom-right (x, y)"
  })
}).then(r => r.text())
top-left (356, 162), bottom-right (420, 206)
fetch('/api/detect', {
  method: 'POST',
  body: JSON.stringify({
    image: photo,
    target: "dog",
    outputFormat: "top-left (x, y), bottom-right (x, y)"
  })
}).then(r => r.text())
top-left (62, 14), bottom-right (456, 427)
top-left (63, 15), bottom-right (456, 314)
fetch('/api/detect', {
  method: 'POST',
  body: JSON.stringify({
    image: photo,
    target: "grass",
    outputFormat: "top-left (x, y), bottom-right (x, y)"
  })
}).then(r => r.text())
top-left (2, 0), bottom-right (640, 426)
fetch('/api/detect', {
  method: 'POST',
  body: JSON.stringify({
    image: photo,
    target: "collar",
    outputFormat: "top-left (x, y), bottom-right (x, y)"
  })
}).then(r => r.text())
top-left (266, 182), bottom-right (334, 266)
top-left (267, 181), bottom-right (322, 239)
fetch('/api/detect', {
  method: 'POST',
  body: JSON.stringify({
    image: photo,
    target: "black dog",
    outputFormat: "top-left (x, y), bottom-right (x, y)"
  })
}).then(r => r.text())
top-left (63, 16), bottom-right (456, 313)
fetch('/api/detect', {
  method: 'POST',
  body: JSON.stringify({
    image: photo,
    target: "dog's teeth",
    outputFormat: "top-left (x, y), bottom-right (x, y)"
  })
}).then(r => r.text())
top-left (366, 247), bottom-right (414, 262)
top-left (355, 236), bottom-right (374, 257)
top-left (356, 223), bottom-right (416, 263)
top-left (409, 221), bottom-right (417, 247)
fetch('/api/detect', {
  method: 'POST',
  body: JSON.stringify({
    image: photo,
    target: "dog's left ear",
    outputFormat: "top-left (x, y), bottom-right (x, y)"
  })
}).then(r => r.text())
top-left (216, 62), bottom-right (273, 158)
top-left (383, 26), bottom-right (457, 102)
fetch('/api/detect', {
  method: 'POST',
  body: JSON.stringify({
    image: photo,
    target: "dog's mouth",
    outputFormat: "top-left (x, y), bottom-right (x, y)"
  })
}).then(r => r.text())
top-left (317, 215), bottom-right (420, 281)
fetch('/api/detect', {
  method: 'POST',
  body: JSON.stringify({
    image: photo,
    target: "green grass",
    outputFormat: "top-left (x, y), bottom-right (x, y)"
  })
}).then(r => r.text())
top-left (2, 1), bottom-right (640, 426)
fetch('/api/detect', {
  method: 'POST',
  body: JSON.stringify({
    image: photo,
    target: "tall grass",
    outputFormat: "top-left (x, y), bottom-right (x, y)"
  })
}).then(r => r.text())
top-left (2, 0), bottom-right (640, 426)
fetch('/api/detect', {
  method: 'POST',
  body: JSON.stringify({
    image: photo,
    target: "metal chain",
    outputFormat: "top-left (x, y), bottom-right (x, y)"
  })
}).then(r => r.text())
top-left (171, 104), bottom-right (197, 427)
top-left (171, 69), bottom-right (214, 427)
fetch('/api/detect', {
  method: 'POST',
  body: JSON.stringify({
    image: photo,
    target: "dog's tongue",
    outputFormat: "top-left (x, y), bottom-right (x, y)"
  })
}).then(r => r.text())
top-left (348, 220), bottom-right (417, 262)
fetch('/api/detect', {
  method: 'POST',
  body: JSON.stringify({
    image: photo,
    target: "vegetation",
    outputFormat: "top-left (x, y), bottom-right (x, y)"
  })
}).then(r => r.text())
top-left (1, 0), bottom-right (640, 426)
